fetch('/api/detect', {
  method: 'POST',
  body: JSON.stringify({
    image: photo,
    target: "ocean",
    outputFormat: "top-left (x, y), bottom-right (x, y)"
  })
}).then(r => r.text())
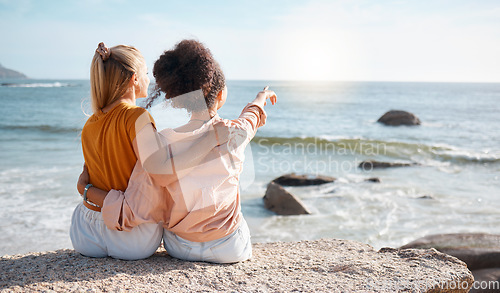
top-left (1, 79), bottom-right (499, 256)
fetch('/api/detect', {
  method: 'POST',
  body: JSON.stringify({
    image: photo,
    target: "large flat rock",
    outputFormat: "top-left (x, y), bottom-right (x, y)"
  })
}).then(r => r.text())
top-left (470, 268), bottom-right (500, 293)
top-left (401, 233), bottom-right (500, 270)
top-left (1, 239), bottom-right (473, 292)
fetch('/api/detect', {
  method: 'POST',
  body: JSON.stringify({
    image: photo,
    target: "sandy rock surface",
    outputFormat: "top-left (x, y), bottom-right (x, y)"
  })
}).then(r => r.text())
top-left (1, 239), bottom-right (473, 292)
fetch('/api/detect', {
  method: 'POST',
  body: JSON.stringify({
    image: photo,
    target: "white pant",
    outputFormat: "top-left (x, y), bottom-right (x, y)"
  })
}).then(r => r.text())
top-left (70, 202), bottom-right (163, 260)
top-left (163, 219), bottom-right (252, 263)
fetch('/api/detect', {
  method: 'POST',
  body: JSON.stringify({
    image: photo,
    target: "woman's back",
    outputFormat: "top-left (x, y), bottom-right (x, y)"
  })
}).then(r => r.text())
top-left (82, 102), bottom-right (150, 192)
top-left (158, 117), bottom-right (243, 243)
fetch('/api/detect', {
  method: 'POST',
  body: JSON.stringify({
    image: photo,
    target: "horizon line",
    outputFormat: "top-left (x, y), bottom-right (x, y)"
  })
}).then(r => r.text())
top-left (3, 77), bottom-right (500, 84)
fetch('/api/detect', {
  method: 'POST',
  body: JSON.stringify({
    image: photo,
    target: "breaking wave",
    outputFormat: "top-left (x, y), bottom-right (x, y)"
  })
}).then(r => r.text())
top-left (252, 136), bottom-right (500, 165)
top-left (0, 82), bottom-right (76, 88)
top-left (0, 124), bottom-right (81, 134)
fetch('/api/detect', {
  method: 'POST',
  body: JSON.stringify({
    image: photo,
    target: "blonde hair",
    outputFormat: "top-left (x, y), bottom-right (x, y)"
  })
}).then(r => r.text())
top-left (90, 44), bottom-right (146, 114)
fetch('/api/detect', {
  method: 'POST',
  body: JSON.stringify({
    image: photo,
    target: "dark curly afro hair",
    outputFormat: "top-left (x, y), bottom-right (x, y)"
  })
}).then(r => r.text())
top-left (146, 39), bottom-right (226, 112)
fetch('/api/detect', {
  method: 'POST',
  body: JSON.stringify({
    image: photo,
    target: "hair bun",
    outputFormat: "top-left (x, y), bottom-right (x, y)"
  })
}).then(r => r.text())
top-left (96, 42), bottom-right (111, 61)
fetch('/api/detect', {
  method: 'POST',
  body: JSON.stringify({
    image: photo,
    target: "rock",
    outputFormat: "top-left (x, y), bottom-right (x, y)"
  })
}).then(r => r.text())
top-left (418, 195), bottom-right (434, 199)
top-left (470, 268), bottom-right (500, 293)
top-left (271, 173), bottom-right (335, 186)
top-left (0, 239), bottom-right (473, 292)
top-left (263, 182), bottom-right (311, 215)
top-left (377, 110), bottom-right (421, 126)
top-left (0, 63), bottom-right (27, 79)
top-left (365, 177), bottom-right (381, 183)
top-left (400, 233), bottom-right (500, 271)
top-left (359, 160), bottom-right (415, 170)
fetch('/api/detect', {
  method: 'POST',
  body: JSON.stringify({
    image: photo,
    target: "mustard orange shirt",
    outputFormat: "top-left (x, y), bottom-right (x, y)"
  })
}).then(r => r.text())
top-left (81, 102), bottom-right (154, 192)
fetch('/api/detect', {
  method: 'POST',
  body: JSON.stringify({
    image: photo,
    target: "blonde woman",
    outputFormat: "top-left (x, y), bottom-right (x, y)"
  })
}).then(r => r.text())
top-left (70, 43), bottom-right (163, 260)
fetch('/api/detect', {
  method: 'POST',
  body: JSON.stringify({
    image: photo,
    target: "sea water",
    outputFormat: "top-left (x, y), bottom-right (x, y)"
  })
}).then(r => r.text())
top-left (0, 80), bottom-right (499, 255)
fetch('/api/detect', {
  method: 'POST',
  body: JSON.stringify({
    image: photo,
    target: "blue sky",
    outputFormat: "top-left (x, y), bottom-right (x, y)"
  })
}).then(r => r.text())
top-left (1, 0), bottom-right (499, 82)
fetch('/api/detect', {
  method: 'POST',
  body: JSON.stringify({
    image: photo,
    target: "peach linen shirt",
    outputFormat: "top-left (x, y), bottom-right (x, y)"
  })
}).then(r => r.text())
top-left (102, 103), bottom-right (266, 242)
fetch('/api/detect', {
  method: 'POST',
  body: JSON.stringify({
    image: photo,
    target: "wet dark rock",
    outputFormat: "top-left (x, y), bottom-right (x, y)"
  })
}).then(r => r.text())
top-left (263, 182), bottom-right (311, 215)
top-left (365, 177), bottom-right (381, 183)
top-left (377, 110), bottom-right (421, 126)
top-left (470, 268), bottom-right (500, 293)
top-left (400, 233), bottom-right (500, 271)
top-left (271, 173), bottom-right (335, 186)
top-left (418, 195), bottom-right (434, 199)
top-left (359, 160), bottom-right (416, 170)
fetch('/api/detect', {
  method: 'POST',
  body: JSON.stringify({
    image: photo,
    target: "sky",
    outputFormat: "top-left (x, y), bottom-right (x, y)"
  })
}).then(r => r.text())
top-left (0, 0), bottom-right (499, 82)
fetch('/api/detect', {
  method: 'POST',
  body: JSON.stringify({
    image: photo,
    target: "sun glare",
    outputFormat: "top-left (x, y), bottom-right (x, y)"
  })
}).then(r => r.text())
top-left (279, 30), bottom-right (356, 81)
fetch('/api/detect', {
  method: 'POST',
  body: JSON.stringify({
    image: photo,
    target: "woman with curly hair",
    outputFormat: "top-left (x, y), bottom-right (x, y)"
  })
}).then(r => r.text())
top-left (80, 39), bottom-right (277, 263)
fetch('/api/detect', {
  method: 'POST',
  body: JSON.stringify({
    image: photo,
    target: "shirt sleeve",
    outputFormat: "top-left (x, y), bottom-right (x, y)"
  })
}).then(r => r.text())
top-left (221, 103), bottom-right (267, 154)
top-left (226, 103), bottom-right (267, 139)
top-left (128, 108), bottom-right (156, 143)
top-left (101, 160), bottom-right (166, 231)
top-left (235, 102), bottom-right (267, 137)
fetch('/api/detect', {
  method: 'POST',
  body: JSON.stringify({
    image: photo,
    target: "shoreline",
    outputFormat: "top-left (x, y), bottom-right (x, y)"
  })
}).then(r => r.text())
top-left (1, 238), bottom-right (473, 292)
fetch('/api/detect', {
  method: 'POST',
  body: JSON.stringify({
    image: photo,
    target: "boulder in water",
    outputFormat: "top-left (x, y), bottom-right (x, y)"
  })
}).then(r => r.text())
top-left (263, 182), bottom-right (311, 215)
top-left (400, 233), bottom-right (500, 271)
top-left (377, 110), bottom-right (421, 126)
top-left (271, 173), bottom-right (335, 186)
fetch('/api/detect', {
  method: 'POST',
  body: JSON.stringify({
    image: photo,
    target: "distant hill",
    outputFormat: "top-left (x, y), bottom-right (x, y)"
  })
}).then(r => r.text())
top-left (0, 63), bottom-right (27, 79)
